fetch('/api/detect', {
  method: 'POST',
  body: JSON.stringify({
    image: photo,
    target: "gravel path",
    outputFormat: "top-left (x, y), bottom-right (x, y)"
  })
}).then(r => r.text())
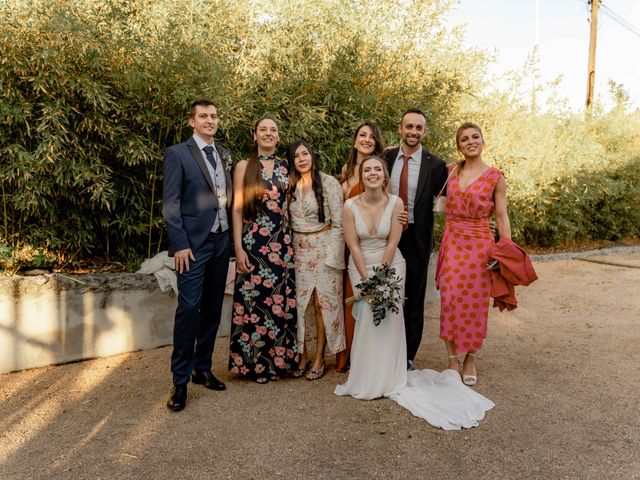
top-left (1, 251), bottom-right (639, 480)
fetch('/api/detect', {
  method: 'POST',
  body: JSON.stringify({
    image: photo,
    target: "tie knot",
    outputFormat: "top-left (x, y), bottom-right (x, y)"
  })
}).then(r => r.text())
top-left (402, 154), bottom-right (411, 162)
top-left (203, 145), bottom-right (214, 154)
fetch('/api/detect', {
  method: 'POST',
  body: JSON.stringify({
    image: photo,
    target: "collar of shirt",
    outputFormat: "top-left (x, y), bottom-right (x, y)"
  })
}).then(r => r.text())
top-left (192, 133), bottom-right (216, 152)
top-left (395, 144), bottom-right (422, 164)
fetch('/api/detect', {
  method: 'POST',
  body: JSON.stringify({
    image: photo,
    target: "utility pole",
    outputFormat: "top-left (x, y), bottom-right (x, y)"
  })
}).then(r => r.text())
top-left (586, 0), bottom-right (600, 109)
top-left (532, 0), bottom-right (539, 112)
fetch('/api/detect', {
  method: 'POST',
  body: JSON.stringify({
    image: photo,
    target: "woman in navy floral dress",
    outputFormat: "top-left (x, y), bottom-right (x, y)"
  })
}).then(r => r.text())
top-left (229, 116), bottom-right (299, 383)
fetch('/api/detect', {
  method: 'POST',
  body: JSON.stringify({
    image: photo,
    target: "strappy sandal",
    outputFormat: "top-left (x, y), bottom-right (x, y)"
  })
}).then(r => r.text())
top-left (255, 377), bottom-right (269, 384)
top-left (270, 375), bottom-right (281, 382)
top-left (292, 361), bottom-right (310, 379)
top-left (462, 352), bottom-right (478, 386)
top-left (306, 362), bottom-right (325, 381)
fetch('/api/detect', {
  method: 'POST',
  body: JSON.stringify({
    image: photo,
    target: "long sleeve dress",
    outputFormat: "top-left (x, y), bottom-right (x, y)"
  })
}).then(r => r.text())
top-left (290, 172), bottom-right (345, 354)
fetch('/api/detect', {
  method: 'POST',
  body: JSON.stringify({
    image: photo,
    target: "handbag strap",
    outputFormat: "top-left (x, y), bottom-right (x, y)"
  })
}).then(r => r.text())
top-left (435, 162), bottom-right (461, 200)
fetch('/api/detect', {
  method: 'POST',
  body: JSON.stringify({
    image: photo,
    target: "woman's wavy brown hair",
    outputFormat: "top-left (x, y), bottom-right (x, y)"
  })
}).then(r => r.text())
top-left (337, 121), bottom-right (385, 184)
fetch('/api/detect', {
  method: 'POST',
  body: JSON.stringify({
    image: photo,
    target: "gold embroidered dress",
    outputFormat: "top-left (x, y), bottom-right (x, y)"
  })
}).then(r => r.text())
top-left (290, 172), bottom-right (346, 354)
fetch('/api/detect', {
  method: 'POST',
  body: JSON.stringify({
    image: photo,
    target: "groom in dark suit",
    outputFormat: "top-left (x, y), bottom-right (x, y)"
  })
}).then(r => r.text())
top-left (384, 108), bottom-right (448, 371)
top-left (163, 99), bottom-right (232, 411)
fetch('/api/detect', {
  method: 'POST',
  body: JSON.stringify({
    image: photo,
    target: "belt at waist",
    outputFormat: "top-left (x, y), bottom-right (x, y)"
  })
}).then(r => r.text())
top-left (293, 224), bottom-right (331, 235)
top-left (447, 215), bottom-right (489, 226)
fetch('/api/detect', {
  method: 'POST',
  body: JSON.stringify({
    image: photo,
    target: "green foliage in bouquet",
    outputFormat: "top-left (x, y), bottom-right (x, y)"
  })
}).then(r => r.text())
top-left (354, 265), bottom-right (403, 326)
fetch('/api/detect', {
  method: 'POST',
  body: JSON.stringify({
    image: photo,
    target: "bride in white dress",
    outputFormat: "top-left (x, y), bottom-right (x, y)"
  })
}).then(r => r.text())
top-left (334, 156), bottom-right (494, 430)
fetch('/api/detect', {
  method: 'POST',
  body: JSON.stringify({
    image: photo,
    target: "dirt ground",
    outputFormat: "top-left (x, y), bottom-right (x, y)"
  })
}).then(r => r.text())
top-left (1, 249), bottom-right (639, 480)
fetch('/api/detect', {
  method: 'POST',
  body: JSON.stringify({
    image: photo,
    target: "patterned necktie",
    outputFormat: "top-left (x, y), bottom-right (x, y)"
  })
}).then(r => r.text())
top-left (399, 154), bottom-right (410, 231)
top-left (203, 145), bottom-right (217, 170)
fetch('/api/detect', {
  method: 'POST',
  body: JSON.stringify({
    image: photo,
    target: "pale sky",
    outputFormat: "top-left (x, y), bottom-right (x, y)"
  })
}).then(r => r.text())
top-left (446, 0), bottom-right (640, 111)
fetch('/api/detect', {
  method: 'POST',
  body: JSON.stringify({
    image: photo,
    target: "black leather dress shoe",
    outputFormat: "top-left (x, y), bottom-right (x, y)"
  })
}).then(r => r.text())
top-left (192, 370), bottom-right (226, 391)
top-left (167, 384), bottom-right (187, 412)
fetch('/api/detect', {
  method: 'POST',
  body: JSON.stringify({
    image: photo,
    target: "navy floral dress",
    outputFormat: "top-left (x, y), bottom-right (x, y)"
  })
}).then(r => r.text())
top-left (229, 157), bottom-right (299, 379)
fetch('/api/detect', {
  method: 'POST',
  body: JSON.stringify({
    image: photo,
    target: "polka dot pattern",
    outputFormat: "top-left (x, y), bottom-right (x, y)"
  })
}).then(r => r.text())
top-left (435, 167), bottom-right (503, 353)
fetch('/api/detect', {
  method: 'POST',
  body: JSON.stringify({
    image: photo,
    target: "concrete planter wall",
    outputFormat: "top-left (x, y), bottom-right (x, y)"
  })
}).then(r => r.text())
top-left (1, 256), bottom-right (437, 374)
top-left (0, 273), bottom-right (232, 374)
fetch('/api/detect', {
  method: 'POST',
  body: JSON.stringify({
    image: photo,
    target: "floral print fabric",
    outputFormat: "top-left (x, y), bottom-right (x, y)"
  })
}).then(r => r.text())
top-left (229, 158), bottom-right (299, 378)
top-left (290, 173), bottom-right (345, 354)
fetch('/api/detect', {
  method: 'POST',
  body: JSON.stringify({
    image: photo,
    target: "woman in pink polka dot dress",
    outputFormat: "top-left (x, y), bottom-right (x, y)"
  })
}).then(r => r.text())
top-left (435, 122), bottom-right (511, 387)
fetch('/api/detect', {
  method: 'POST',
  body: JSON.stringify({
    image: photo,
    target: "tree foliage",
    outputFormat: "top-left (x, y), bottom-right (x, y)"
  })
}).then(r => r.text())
top-left (0, 0), bottom-right (638, 269)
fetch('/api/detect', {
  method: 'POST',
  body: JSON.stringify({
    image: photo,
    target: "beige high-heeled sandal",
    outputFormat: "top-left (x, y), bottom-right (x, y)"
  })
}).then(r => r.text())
top-left (447, 354), bottom-right (461, 373)
top-left (462, 352), bottom-right (477, 386)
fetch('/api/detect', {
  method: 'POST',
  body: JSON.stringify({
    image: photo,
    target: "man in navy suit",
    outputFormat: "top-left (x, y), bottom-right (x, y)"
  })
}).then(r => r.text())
top-left (163, 99), bottom-right (232, 411)
top-left (384, 108), bottom-right (448, 371)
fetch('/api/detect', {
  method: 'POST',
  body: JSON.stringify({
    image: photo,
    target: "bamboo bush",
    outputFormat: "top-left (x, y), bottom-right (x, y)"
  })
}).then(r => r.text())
top-left (0, 0), bottom-right (638, 269)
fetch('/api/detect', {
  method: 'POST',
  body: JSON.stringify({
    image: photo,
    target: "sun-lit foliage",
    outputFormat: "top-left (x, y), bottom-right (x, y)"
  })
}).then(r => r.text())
top-left (0, 0), bottom-right (638, 269)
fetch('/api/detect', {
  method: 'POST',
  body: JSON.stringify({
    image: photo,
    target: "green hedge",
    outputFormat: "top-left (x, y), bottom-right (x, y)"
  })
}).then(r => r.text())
top-left (1, 0), bottom-right (638, 270)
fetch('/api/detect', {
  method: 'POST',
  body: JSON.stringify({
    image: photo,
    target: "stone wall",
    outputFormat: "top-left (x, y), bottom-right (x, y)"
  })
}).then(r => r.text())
top-left (0, 273), bottom-right (232, 374)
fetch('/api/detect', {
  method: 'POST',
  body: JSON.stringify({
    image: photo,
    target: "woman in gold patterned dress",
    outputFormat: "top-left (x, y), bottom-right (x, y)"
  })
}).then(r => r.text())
top-left (288, 140), bottom-right (345, 380)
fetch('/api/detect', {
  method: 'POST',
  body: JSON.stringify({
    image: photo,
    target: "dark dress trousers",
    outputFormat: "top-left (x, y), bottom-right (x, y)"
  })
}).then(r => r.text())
top-left (162, 136), bottom-right (233, 386)
top-left (384, 147), bottom-right (448, 361)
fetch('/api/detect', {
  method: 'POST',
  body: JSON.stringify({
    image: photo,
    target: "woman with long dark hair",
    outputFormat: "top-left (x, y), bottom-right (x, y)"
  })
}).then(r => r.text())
top-left (228, 116), bottom-right (299, 384)
top-left (287, 140), bottom-right (345, 380)
top-left (335, 122), bottom-right (386, 373)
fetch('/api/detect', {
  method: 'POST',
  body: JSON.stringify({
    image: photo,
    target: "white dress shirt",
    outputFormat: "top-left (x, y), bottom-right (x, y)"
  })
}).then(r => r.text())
top-left (193, 134), bottom-right (229, 233)
top-left (390, 145), bottom-right (423, 223)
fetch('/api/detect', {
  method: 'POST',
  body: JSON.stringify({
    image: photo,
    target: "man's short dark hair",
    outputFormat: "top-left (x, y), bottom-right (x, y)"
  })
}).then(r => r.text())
top-left (400, 107), bottom-right (427, 125)
top-left (189, 99), bottom-right (217, 118)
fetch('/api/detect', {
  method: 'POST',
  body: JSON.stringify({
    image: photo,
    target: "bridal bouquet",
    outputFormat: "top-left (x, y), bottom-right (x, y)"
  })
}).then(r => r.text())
top-left (345, 265), bottom-right (403, 326)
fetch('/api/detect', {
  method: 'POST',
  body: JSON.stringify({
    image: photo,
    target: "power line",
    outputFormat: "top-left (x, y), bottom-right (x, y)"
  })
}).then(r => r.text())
top-left (578, 1), bottom-right (640, 38)
top-left (600, 3), bottom-right (640, 39)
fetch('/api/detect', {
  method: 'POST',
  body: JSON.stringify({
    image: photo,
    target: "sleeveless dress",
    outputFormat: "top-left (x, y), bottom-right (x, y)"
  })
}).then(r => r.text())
top-left (436, 167), bottom-right (503, 353)
top-left (229, 158), bottom-right (299, 379)
top-left (335, 195), bottom-right (494, 430)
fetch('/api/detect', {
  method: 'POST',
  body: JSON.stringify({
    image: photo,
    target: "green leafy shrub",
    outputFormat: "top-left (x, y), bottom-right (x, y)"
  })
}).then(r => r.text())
top-left (0, 0), bottom-right (638, 271)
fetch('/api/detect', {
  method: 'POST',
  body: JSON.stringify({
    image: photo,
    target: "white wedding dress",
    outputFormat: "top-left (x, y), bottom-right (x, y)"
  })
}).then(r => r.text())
top-left (334, 195), bottom-right (494, 430)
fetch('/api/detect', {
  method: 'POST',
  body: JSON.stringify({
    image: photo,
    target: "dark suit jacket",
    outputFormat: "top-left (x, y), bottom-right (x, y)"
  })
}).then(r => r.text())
top-left (162, 136), bottom-right (233, 255)
top-left (384, 147), bottom-right (448, 258)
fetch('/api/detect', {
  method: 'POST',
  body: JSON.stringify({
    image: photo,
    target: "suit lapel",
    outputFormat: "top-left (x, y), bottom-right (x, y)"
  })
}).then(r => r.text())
top-left (215, 144), bottom-right (233, 204)
top-left (415, 149), bottom-right (432, 200)
top-left (187, 140), bottom-right (216, 193)
top-left (385, 148), bottom-right (399, 171)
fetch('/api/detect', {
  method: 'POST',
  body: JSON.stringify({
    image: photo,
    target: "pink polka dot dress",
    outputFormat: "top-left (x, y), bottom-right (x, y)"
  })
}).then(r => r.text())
top-left (435, 166), bottom-right (503, 353)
